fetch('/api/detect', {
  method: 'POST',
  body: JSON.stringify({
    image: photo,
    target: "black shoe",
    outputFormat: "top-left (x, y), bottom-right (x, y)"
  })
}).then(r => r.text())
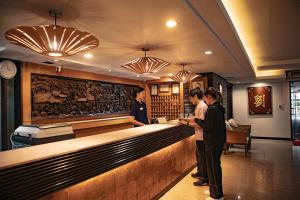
top-left (193, 179), bottom-right (209, 186)
top-left (191, 172), bottom-right (201, 178)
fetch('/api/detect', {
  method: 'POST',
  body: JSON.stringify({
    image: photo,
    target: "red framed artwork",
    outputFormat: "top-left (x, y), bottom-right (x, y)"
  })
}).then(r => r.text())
top-left (248, 86), bottom-right (272, 115)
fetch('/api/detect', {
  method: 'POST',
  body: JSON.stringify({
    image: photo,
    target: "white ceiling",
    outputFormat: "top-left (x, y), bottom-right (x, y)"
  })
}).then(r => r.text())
top-left (220, 0), bottom-right (300, 80)
top-left (1, 0), bottom-right (296, 82)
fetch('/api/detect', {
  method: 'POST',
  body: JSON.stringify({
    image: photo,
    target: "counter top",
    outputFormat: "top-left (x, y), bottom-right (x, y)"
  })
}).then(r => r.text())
top-left (0, 120), bottom-right (194, 200)
top-left (0, 123), bottom-right (178, 170)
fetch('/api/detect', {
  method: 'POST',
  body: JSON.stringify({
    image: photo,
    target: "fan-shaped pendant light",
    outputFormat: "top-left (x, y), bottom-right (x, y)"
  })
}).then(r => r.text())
top-left (171, 64), bottom-right (198, 83)
top-left (5, 9), bottom-right (99, 57)
top-left (121, 48), bottom-right (170, 74)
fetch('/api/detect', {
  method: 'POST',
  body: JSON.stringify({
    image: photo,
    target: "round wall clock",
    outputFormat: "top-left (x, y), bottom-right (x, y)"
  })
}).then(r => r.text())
top-left (0, 60), bottom-right (17, 79)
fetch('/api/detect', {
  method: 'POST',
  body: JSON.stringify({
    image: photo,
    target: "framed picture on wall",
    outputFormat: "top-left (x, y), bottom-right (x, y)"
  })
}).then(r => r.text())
top-left (191, 81), bottom-right (204, 90)
top-left (159, 83), bottom-right (169, 92)
top-left (172, 83), bottom-right (179, 94)
top-left (248, 86), bottom-right (272, 115)
top-left (151, 85), bottom-right (158, 96)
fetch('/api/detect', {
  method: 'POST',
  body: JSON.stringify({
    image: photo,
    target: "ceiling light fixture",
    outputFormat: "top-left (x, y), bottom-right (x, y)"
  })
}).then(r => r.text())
top-left (166, 20), bottom-right (177, 28)
top-left (5, 9), bottom-right (99, 57)
top-left (171, 64), bottom-right (198, 83)
top-left (205, 50), bottom-right (213, 55)
top-left (121, 48), bottom-right (170, 74)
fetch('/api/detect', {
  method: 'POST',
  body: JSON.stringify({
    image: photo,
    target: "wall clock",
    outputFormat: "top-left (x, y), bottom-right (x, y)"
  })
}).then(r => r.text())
top-left (0, 60), bottom-right (17, 79)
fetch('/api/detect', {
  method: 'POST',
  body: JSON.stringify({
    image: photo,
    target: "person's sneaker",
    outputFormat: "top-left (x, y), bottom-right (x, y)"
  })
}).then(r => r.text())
top-left (191, 172), bottom-right (201, 178)
top-left (193, 179), bottom-right (209, 186)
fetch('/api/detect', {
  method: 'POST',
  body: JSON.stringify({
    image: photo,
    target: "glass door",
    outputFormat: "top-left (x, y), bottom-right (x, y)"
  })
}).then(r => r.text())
top-left (291, 81), bottom-right (300, 143)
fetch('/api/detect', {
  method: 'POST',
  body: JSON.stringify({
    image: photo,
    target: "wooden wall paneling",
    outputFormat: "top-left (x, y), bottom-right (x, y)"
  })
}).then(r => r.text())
top-left (74, 123), bottom-right (133, 137)
top-left (144, 82), bottom-right (152, 119)
top-left (21, 62), bottom-right (145, 124)
top-left (146, 78), bottom-right (184, 120)
top-left (39, 135), bottom-right (196, 200)
top-left (1, 79), bottom-right (15, 150)
top-left (146, 77), bottom-right (175, 84)
top-left (71, 116), bottom-right (133, 130)
top-left (21, 62), bottom-right (32, 124)
top-left (180, 82), bottom-right (184, 114)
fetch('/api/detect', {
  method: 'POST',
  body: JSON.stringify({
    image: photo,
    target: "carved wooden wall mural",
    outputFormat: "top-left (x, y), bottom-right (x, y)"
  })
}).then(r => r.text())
top-left (31, 74), bottom-right (140, 119)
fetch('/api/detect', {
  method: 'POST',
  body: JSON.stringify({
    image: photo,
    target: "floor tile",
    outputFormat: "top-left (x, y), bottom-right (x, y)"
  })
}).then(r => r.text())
top-left (160, 139), bottom-right (300, 200)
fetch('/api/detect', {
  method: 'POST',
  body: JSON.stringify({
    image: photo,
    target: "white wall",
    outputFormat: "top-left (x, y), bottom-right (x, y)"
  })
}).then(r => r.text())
top-left (232, 81), bottom-right (291, 138)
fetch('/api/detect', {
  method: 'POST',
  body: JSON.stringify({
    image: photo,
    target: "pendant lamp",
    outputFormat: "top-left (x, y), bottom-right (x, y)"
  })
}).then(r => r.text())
top-left (171, 64), bottom-right (198, 83)
top-left (121, 48), bottom-right (170, 74)
top-left (5, 9), bottom-right (99, 57)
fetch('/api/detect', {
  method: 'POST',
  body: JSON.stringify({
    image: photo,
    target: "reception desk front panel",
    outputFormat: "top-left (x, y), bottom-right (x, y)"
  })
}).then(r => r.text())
top-left (0, 124), bottom-right (195, 200)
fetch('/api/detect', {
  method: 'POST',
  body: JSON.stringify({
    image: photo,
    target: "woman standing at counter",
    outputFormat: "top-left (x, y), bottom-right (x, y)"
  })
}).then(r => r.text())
top-left (191, 87), bottom-right (226, 200)
top-left (130, 87), bottom-right (149, 127)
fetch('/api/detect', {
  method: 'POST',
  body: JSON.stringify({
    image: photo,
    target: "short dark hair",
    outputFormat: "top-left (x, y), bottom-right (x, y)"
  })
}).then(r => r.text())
top-left (189, 87), bottom-right (203, 99)
top-left (132, 87), bottom-right (145, 98)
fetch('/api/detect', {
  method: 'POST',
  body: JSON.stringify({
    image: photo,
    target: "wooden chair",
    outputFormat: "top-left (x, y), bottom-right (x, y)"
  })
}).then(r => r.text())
top-left (236, 125), bottom-right (251, 149)
top-left (224, 125), bottom-right (251, 157)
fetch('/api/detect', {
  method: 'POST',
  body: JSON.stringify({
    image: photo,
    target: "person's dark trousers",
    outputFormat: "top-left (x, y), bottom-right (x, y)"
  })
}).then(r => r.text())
top-left (196, 140), bottom-right (208, 180)
top-left (205, 143), bottom-right (224, 199)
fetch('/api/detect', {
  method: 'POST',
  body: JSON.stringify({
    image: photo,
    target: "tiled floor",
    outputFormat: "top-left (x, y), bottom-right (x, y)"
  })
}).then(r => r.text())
top-left (160, 139), bottom-right (300, 200)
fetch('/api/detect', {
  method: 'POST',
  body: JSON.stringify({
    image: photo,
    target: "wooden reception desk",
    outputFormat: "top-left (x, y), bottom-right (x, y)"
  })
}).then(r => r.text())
top-left (0, 123), bottom-right (195, 200)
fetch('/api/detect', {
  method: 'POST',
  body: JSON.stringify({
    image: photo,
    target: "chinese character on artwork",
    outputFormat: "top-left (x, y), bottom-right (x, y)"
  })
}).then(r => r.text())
top-left (253, 94), bottom-right (265, 107)
top-left (248, 86), bottom-right (272, 115)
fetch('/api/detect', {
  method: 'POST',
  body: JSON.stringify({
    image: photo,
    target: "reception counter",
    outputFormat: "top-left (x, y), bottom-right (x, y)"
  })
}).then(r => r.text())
top-left (0, 123), bottom-right (195, 200)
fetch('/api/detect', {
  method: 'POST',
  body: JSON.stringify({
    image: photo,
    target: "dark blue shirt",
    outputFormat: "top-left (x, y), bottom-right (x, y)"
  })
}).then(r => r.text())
top-left (130, 99), bottom-right (149, 125)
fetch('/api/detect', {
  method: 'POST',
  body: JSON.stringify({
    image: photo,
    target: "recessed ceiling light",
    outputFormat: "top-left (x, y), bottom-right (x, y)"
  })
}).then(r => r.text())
top-left (108, 69), bottom-right (112, 72)
top-left (54, 59), bottom-right (59, 62)
top-left (136, 75), bottom-right (140, 77)
top-left (204, 50), bottom-right (213, 55)
top-left (168, 73), bottom-right (173, 76)
top-left (166, 20), bottom-right (177, 28)
top-left (84, 53), bottom-right (93, 58)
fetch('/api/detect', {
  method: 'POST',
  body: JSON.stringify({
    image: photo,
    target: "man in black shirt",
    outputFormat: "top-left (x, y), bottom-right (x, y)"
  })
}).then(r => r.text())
top-left (130, 87), bottom-right (149, 126)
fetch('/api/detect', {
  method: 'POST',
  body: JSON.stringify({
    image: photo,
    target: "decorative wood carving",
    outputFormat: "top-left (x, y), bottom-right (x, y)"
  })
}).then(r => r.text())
top-left (31, 74), bottom-right (140, 120)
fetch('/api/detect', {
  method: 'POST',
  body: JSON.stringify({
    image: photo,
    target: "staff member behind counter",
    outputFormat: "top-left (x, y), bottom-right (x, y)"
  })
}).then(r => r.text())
top-left (130, 87), bottom-right (149, 127)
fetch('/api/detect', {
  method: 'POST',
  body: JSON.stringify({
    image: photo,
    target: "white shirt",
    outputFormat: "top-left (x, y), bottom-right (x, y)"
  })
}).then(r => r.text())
top-left (194, 100), bottom-right (208, 141)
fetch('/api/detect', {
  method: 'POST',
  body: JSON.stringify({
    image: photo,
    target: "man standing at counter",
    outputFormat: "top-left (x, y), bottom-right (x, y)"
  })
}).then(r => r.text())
top-left (130, 87), bottom-right (149, 126)
top-left (180, 88), bottom-right (209, 186)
